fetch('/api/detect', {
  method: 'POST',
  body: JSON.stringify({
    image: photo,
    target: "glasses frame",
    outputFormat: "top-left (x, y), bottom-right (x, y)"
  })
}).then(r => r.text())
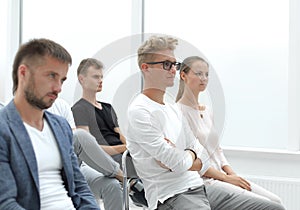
top-left (146, 60), bottom-right (181, 71)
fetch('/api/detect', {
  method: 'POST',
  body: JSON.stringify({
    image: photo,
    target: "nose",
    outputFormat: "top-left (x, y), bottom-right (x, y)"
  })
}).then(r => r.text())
top-left (170, 64), bottom-right (177, 74)
top-left (53, 80), bottom-right (63, 93)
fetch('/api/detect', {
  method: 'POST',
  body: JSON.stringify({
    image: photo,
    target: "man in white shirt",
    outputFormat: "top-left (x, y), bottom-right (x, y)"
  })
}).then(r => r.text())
top-left (126, 35), bottom-right (211, 210)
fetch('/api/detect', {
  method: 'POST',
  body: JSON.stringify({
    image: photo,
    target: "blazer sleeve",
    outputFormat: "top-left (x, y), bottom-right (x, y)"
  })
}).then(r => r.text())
top-left (0, 126), bottom-right (25, 210)
top-left (57, 118), bottom-right (100, 210)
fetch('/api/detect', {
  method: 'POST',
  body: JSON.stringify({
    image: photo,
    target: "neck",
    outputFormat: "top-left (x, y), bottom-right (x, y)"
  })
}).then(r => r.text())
top-left (82, 91), bottom-right (97, 104)
top-left (178, 90), bottom-right (199, 109)
top-left (142, 88), bottom-right (165, 104)
top-left (82, 91), bottom-right (101, 108)
top-left (14, 95), bottom-right (44, 131)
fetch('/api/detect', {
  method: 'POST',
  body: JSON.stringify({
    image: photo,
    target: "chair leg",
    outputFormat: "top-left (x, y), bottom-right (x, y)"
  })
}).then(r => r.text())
top-left (122, 150), bottom-right (129, 210)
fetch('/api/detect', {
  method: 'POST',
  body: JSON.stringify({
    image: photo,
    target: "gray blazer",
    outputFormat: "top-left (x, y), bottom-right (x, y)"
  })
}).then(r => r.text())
top-left (0, 100), bottom-right (100, 210)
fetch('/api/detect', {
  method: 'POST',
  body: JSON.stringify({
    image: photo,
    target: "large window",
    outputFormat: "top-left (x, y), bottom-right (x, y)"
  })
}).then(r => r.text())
top-left (0, 0), bottom-right (8, 101)
top-left (144, 0), bottom-right (289, 149)
top-left (2, 0), bottom-right (295, 150)
top-left (22, 0), bottom-right (135, 106)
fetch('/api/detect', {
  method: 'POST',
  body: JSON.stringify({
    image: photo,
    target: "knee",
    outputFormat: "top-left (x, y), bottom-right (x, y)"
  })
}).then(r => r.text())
top-left (73, 129), bottom-right (88, 141)
top-left (106, 179), bottom-right (122, 192)
top-left (99, 178), bottom-right (122, 198)
top-left (73, 130), bottom-right (83, 154)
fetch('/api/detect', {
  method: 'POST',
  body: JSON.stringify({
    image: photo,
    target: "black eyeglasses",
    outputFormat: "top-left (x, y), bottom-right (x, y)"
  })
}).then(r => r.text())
top-left (146, 60), bottom-right (181, 71)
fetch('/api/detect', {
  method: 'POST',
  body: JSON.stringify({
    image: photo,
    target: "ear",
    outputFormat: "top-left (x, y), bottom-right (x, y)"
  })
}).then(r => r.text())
top-left (18, 64), bottom-right (28, 78)
top-left (78, 74), bottom-right (84, 84)
top-left (180, 71), bottom-right (186, 81)
top-left (140, 63), bottom-right (149, 73)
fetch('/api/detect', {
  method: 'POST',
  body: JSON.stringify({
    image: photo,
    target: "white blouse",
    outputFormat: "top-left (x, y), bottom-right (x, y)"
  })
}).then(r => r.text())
top-left (177, 103), bottom-right (230, 178)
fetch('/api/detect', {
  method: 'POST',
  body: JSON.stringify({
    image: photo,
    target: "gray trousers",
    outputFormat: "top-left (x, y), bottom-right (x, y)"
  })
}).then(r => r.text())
top-left (73, 129), bottom-right (122, 210)
top-left (73, 129), bottom-right (121, 177)
top-left (206, 183), bottom-right (286, 210)
top-left (81, 163), bottom-right (122, 210)
top-left (157, 185), bottom-right (211, 210)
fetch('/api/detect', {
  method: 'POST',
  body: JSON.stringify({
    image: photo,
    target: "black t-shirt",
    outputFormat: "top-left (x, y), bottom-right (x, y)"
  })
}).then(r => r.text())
top-left (72, 98), bottom-right (122, 146)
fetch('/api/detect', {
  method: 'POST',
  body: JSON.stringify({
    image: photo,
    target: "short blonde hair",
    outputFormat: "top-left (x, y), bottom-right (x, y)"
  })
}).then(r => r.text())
top-left (137, 35), bottom-right (178, 69)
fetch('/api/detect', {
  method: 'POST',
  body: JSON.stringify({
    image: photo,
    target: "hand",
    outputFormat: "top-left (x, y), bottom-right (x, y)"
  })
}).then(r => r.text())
top-left (155, 138), bottom-right (175, 171)
top-left (223, 174), bottom-right (252, 191)
top-left (164, 138), bottom-right (176, 147)
top-left (156, 160), bottom-right (171, 170)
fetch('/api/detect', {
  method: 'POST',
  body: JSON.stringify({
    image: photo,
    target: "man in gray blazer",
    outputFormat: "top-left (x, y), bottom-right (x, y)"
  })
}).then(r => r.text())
top-left (0, 38), bottom-right (100, 209)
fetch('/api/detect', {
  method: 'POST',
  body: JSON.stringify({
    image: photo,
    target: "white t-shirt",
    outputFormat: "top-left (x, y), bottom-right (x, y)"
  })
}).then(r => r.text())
top-left (127, 94), bottom-right (208, 209)
top-left (24, 120), bottom-right (75, 210)
top-left (177, 103), bottom-right (229, 178)
top-left (48, 98), bottom-right (76, 129)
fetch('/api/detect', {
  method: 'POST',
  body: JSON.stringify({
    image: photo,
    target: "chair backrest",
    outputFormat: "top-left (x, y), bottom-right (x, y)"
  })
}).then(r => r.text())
top-left (122, 150), bottom-right (132, 210)
top-left (122, 150), bottom-right (138, 178)
top-left (122, 150), bottom-right (148, 210)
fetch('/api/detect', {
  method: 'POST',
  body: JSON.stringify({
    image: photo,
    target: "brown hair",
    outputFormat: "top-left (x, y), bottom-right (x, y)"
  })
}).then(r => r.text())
top-left (77, 58), bottom-right (104, 77)
top-left (175, 56), bottom-right (209, 102)
top-left (12, 38), bottom-right (72, 94)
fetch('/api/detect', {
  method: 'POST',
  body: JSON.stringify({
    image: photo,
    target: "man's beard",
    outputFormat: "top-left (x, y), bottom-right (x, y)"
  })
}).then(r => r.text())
top-left (24, 82), bottom-right (54, 110)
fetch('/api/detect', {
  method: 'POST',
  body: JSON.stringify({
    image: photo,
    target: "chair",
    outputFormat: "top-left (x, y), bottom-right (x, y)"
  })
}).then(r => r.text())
top-left (122, 150), bottom-right (147, 210)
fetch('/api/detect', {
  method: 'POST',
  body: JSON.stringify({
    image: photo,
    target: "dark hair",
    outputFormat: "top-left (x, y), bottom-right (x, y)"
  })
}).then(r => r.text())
top-left (12, 38), bottom-right (72, 94)
top-left (77, 58), bottom-right (104, 77)
top-left (175, 56), bottom-right (209, 102)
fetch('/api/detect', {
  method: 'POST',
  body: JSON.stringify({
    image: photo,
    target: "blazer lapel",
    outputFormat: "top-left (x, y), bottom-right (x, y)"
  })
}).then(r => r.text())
top-left (44, 112), bottom-right (73, 189)
top-left (6, 101), bottom-right (39, 191)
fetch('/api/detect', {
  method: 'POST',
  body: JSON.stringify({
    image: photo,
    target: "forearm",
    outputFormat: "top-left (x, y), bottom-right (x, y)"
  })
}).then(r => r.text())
top-left (101, 144), bottom-right (127, 155)
top-left (203, 167), bottom-right (226, 181)
top-left (119, 134), bottom-right (126, 144)
top-left (188, 158), bottom-right (202, 171)
top-left (204, 166), bottom-right (251, 190)
top-left (222, 165), bottom-right (236, 175)
top-left (114, 127), bottom-right (126, 144)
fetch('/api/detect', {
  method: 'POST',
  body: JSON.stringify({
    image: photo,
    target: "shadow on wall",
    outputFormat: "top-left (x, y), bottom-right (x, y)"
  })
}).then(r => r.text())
top-left (111, 72), bottom-right (142, 136)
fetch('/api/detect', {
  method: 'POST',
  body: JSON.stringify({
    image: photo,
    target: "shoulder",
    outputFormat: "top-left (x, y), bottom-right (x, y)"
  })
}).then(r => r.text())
top-left (129, 94), bottom-right (158, 109)
top-left (100, 101), bottom-right (112, 109)
top-left (0, 107), bottom-right (11, 136)
top-left (72, 98), bottom-right (92, 111)
top-left (0, 100), bottom-right (21, 124)
top-left (49, 98), bottom-right (71, 115)
top-left (55, 98), bottom-right (70, 106)
top-left (198, 104), bottom-right (206, 111)
top-left (128, 94), bottom-right (155, 119)
top-left (44, 111), bottom-right (71, 128)
top-left (72, 98), bottom-right (84, 107)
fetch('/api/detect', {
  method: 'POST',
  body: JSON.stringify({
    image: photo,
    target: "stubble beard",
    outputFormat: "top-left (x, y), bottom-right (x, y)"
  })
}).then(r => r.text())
top-left (24, 80), bottom-right (53, 110)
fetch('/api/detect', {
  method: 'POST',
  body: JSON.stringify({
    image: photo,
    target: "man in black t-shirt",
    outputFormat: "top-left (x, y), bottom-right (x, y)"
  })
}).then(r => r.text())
top-left (72, 58), bottom-right (148, 208)
top-left (72, 58), bottom-right (126, 164)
